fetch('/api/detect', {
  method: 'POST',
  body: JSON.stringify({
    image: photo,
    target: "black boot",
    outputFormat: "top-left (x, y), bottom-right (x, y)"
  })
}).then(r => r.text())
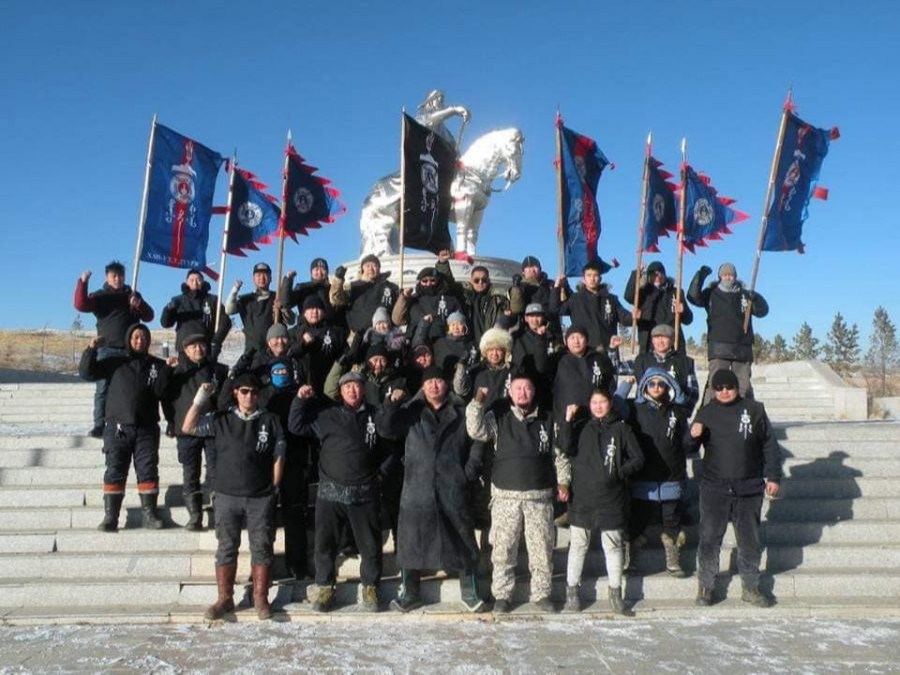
top-left (459, 572), bottom-right (484, 613)
top-left (390, 569), bottom-right (423, 613)
top-left (97, 493), bottom-right (123, 532)
top-left (140, 493), bottom-right (164, 529)
top-left (184, 492), bottom-right (204, 531)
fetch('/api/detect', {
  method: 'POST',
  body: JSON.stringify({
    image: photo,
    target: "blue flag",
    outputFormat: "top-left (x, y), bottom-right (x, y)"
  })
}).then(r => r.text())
top-left (226, 169), bottom-right (281, 256)
top-left (141, 123), bottom-right (224, 270)
top-left (642, 158), bottom-right (678, 252)
top-left (681, 166), bottom-right (748, 253)
top-left (281, 143), bottom-right (345, 240)
top-left (559, 120), bottom-right (611, 276)
top-left (763, 111), bottom-right (837, 252)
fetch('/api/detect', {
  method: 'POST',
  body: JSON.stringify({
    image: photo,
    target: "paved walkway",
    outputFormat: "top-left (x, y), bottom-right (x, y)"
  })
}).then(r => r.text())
top-left (1, 618), bottom-right (898, 673)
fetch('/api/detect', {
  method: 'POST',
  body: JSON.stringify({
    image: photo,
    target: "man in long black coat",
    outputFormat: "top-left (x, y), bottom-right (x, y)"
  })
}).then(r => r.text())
top-left (378, 366), bottom-right (483, 613)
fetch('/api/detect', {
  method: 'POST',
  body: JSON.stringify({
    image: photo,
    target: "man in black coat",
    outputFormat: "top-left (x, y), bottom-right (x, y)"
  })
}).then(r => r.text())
top-left (79, 324), bottom-right (170, 532)
top-left (392, 266), bottom-right (463, 343)
top-left (162, 333), bottom-right (228, 531)
top-left (511, 303), bottom-right (560, 407)
top-left (289, 372), bottom-right (394, 613)
top-left (688, 262), bottom-right (769, 402)
top-left (290, 295), bottom-right (347, 394)
top-left (280, 257), bottom-right (339, 327)
top-left (379, 366), bottom-right (483, 613)
top-left (460, 266), bottom-right (511, 346)
top-left (624, 261), bottom-right (693, 354)
top-left (225, 262), bottom-right (279, 354)
top-left (632, 324), bottom-right (700, 414)
top-left (330, 254), bottom-right (400, 334)
top-left (160, 268), bottom-right (232, 358)
top-left (690, 369), bottom-right (781, 607)
top-left (73, 261), bottom-right (155, 437)
top-left (552, 325), bottom-right (616, 424)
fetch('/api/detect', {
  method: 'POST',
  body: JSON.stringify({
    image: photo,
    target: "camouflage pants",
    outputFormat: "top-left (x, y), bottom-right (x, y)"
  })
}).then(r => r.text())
top-left (489, 489), bottom-right (555, 602)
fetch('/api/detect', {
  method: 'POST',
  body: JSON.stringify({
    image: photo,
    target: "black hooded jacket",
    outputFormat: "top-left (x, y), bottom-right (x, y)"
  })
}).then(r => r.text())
top-left (624, 270), bottom-right (693, 354)
top-left (163, 355), bottom-right (229, 433)
top-left (344, 273), bottom-right (400, 333)
top-left (551, 283), bottom-right (632, 350)
top-left (79, 324), bottom-right (170, 426)
top-left (160, 281), bottom-right (232, 353)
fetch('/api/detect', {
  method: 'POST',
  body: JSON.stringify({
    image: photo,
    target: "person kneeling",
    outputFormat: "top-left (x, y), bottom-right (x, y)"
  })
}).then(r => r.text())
top-left (183, 374), bottom-right (285, 621)
top-left (558, 390), bottom-right (644, 615)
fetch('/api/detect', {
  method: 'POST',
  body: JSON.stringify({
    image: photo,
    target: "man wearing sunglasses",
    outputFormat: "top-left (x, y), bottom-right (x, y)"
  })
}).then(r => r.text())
top-left (632, 324), bottom-right (699, 414)
top-left (689, 369), bottom-right (781, 608)
top-left (461, 266), bottom-right (511, 346)
top-left (183, 372), bottom-right (286, 621)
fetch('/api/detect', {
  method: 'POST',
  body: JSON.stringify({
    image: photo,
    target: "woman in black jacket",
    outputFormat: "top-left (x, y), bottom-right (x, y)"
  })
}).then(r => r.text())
top-left (558, 389), bottom-right (643, 614)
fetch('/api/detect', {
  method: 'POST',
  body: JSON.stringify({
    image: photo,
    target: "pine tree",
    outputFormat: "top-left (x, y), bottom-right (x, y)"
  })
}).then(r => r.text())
top-left (753, 333), bottom-right (772, 362)
top-left (771, 334), bottom-right (792, 362)
top-left (791, 322), bottom-right (820, 360)
top-left (823, 312), bottom-right (860, 374)
top-left (866, 306), bottom-right (899, 396)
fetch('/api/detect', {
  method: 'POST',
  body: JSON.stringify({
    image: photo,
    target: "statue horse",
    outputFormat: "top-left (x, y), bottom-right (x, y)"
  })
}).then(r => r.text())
top-left (360, 128), bottom-right (524, 257)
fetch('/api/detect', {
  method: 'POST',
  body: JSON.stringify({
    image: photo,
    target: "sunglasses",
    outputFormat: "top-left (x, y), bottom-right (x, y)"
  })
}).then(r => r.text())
top-left (714, 384), bottom-right (737, 392)
top-left (647, 381), bottom-right (669, 389)
top-left (237, 388), bottom-right (259, 396)
top-left (471, 277), bottom-right (489, 284)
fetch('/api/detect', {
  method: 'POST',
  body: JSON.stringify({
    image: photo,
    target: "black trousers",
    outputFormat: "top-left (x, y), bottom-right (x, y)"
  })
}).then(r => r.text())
top-left (214, 492), bottom-right (276, 567)
top-left (629, 498), bottom-right (685, 540)
top-left (314, 498), bottom-right (382, 587)
top-left (281, 448), bottom-right (309, 577)
top-left (697, 486), bottom-right (764, 591)
top-left (102, 423), bottom-right (160, 493)
top-left (176, 436), bottom-right (216, 497)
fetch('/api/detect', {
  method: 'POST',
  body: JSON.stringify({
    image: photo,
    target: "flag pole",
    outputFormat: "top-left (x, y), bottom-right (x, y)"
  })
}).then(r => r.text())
top-left (674, 138), bottom-right (688, 352)
top-left (274, 129), bottom-right (292, 323)
top-left (555, 109), bottom-right (565, 279)
top-left (130, 114), bottom-right (158, 292)
top-left (398, 110), bottom-right (407, 291)
top-left (214, 151), bottom-right (237, 338)
top-left (630, 131), bottom-right (652, 352)
top-left (743, 88), bottom-right (792, 333)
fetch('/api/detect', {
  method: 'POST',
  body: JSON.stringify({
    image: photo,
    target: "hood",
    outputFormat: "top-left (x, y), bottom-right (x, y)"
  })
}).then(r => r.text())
top-left (635, 367), bottom-right (685, 406)
top-left (125, 323), bottom-right (152, 356)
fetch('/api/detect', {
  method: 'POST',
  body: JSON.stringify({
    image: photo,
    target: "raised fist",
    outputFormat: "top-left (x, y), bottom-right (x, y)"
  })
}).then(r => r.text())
top-left (699, 265), bottom-right (712, 278)
top-left (80, 270), bottom-right (92, 284)
top-left (89, 336), bottom-right (106, 350)
top-left (334, 265), bottom-right (347, 280)
top-left (232, 279), bottom-right (243, 291)
top-left (474, 387), bottom-right (489, 404)
top-left (389, 389), bottom-right (407, 403)
top-left (565, 403), bottom-right (579, 422)
top-left (297, 385), bottom-right (315, 399)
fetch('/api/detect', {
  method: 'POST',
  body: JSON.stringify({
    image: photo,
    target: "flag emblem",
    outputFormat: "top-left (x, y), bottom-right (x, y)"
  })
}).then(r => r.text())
top-left (693, 198), bottom-right (714, 226)
top-left (237, 201), bottom-right (263, 229)
top-left (293, 187), bottom-right (314, 214)
top-left (652, 193), bottom-right (666, 223)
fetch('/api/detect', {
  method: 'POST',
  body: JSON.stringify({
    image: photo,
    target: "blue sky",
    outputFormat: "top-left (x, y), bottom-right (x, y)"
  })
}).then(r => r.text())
top-left (1, 1), bottom-right (897, 346)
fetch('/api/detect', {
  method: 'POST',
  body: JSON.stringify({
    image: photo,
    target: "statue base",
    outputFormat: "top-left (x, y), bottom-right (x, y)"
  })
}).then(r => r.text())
top-left (339, 254), bottom-right (522, 290)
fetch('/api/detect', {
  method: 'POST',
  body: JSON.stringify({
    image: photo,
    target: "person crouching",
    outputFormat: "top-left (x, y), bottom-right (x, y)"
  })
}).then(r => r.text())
top-left (182, 373), bottom-right (286, 621)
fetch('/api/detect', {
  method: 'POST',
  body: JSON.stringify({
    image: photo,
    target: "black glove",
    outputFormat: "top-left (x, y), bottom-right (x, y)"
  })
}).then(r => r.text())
top-left (698, 265), bottom-right (712, 278)
top-left (334, 265), bottom-right (347, 280)
top-left (511, 273), bottom-right (522, 287)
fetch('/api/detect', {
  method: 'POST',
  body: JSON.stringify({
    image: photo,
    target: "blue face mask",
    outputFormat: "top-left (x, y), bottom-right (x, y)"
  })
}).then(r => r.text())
top-left (270, 363), bottom-right (290, 389)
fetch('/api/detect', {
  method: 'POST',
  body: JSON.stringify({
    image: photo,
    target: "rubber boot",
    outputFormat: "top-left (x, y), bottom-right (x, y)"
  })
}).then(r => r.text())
top-left (390, 569), bottom-right (423, 613)
top-left (252, 564), bottom-right (273, 620)
top-left (97, 493), bottom-right (123, 532)
top-left (184, 492), bottom-right (204, 531)
top-left (661, 531), bottom-right (688, 578)
top-left (140, 493), bottom-right (164, 529)
top-left (459, 572), bottom-right (484, 613)
top-left (204, 564), bottom-right (237, 620)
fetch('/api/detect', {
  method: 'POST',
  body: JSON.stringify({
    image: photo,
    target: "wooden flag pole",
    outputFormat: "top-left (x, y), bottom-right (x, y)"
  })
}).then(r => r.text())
top-left (630, 131), bottom-right (652, 352)
top-left (130, 114), bottom-right (158, 293)
top-left (274, 129), bottom-right (292, 323)
top-left (214, 151), bottom-right (237, 338)
top-left (674, 138), bottom-right (688, 352)
top-left (744, 88), bottom-right (793, 333)
top-left (398, 110), bottom-right (407, 291)
top-left (555, 110), bottom-right (565, 279)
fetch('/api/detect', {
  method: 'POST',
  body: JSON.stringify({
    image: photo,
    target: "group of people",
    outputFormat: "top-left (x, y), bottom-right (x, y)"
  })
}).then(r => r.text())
top-left (73, 249), bottom-right (779, 619)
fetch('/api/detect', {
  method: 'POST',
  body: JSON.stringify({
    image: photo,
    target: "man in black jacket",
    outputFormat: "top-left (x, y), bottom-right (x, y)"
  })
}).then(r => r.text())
top-left (632, 324), bottom-right (699, 414)
top-left (160, 268), bottom-right (232, 358)
top-left (79, 324), bottom-right (170, 532)
top-left (224, 262), bottom-right (279, 354)
top-left (73, 261), bottom-right (155, 437)
top-left (162, 334), bottom-right (228, 531)
top-left (624, 261), bottom-right (693, 354)
top-left (290, 295), bottom-right (347, 393)
top-left (688, 262), bottom-right (768, 403)
top-left (330, 254), bottom-right (400, 334)
top-left (280, 257), bottom-right (338, 326)
top-left (289, 372), bottom-right (394, 613)
top-left (512, 303), bottom-right (560, 405)
top-left (690, 369), bottom-right (781, 607)
top-left (182, 373), bottom-right (285, 621)
top-left (461, 266), bottom-right (511, 346)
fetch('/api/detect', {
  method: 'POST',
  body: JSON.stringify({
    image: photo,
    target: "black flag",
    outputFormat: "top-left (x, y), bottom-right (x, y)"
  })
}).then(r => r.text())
top-left (401, 113), bottom-right (454, 253)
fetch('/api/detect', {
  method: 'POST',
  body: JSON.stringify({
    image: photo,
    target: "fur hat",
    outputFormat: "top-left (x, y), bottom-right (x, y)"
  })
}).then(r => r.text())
top-left (479, 327), bottom-right (512, 358)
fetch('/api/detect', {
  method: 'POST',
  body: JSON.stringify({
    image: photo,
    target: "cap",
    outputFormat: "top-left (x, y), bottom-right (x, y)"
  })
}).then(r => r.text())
top-left (420, 365), bottom-right (446, 383)
top-left (412, 344), bottom-right (433, 357)
top-left (360, 254), bottom-right (380, 268)
top-left (711, 369), bottom-right (739, 391)
top-left (302, 295), bottom-right (326, 311)
top-left (565, 324), bottom-right (589, 340)
top-left (650, 324), bottom-right (675, 338)
top-left (338, 371), bottom-right (365, 387)
top-left (310, 257), bottom-right (328, 272)
top-left (233, 373), bottom-right (262, 390)
top-left (182, 333), bottom-right (207, 348)
top-left (266, 324), bottom-right (289, 341)
top-left (521, 255), bottom-right (542, 269)
top-left (253, 262), bottom-right (271, 275)
top-left (372, 307), bottom-right (391, 326)
top-left (524, 303), bottom-right (545, 316)
top-left (366, 344), bottom-right (389, 361)
top-left (446, 311), bottom-right (467, 325)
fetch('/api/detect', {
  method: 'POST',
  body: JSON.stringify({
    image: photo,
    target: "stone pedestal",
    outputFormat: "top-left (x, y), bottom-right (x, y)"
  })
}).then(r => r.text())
top-left (339, 254), bottom-right (521, 289)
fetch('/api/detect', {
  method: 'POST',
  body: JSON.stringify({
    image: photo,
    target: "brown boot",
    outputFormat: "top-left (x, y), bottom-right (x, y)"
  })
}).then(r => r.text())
top-left (252, 564), bottom-right (273, 620)
top-left (205, 564), bottom-right (236, 620)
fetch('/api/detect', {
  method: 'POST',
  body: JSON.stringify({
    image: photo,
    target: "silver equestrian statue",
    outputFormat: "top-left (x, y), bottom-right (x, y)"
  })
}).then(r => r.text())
top-left (360, 90), bottom-right (524, 257)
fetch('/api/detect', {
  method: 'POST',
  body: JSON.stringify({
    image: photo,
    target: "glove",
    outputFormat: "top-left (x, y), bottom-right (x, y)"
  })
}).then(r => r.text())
top-left (511, 273), bottom-right (522, 287)
top-left (698, 265), bottom-right (712, 278)
top-left (334, 265), bottom-right (347, 280)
